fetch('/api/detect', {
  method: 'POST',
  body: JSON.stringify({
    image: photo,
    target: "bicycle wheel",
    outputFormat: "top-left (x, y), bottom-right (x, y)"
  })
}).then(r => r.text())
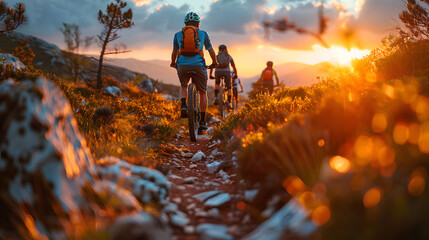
top-left (187, 83), bottom-right (199, 142)
top-left (218, 83), bottom-right (225, 119)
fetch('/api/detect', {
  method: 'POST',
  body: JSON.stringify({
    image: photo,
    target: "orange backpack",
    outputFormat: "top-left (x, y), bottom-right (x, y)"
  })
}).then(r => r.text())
top-left (263, 68), bottom-right (274, 81)
top-left (179, 26), bottom-right (204, 57)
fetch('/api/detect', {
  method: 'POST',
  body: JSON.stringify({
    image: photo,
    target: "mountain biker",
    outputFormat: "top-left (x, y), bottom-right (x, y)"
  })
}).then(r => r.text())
top-left (170, 12), bottom-right (217, 130)
top-left (209, 44), bottom-right (238, 109)
top-left (258, 61), bottom-right (279, 94)
top-left (231, 71), bottom-right (244, 108)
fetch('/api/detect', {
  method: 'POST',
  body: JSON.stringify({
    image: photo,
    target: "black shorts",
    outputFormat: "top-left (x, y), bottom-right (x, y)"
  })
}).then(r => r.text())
top-left (215, 71), bottom-right (231, 89)
top-left (176, 65), bottom-right (208, 92)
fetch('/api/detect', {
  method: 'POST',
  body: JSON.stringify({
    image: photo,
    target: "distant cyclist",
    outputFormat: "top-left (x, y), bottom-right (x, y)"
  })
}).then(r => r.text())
top-left (209, 44), bottom-right (238, 109)
top-left (231, 71), bottom-right (244, 108)
top-left (258, 61), bottom-right (279, 94)
top-left (170, 12), bottom-right (217, 130)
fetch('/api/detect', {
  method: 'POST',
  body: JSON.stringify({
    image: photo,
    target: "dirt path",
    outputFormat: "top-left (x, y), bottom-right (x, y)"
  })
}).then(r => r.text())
top-left (166, 131), bottom-right (258, 239)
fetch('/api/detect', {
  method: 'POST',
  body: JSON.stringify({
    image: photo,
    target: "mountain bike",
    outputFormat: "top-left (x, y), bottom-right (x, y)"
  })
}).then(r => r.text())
top-left (186, 70), bottom-right (200, 142)
top-left (183, 65), bottom-right (215, 142)
top-left (211, 74), bottom-right (231, 119)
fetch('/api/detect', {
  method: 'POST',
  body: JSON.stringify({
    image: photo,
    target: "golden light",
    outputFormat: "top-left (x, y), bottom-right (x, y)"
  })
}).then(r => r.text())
top-left (311, 44), bottom-right (370, 66)
top-left (312, 205), bottom-right (331, 226)
top-left (354, 135), bottom-right (373, 160)
top-left (318, 139), bottom-right (325, 147)
top-left (382, 84), bottom-right (395, 99)
top-left (371, 112), bottom-right (388, 133)
top-left (132, 0), bottom-right (151, 7)
top-left (283, 176), bottom-right (307, 196)
top-left (408, 168), bottom-right (426, 197)
top-left (363, 187), bottom-right (382, 208)
top-left (377, 146), bottom-right (395, 167)
top-left (329, 155), bottom-right (351, 173)
top-left (408, 123), bottom-right (421, 145)
top-left (418, 132), bottom-right (429, 153)
top-left (393, 122), bottom-right (409, 145)
top-left (299, 191), bottom-right (316, 208)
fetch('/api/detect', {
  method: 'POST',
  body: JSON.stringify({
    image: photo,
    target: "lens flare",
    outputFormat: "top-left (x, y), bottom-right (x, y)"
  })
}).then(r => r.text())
top-left (363, 187), bottom-right (382, 208)
top-left (371, 113), bottom-right (387, 133)
top-left (312, 205), bottom-right (331, 226)
top-left (329, 155), bottom-right (351, 173)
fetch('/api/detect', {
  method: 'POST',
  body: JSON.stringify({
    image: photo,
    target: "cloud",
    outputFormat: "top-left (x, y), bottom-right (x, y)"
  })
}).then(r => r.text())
top-left (203, 0), bottom-right (267, 34)
top-left (139, 4), bottom-right (189, 32)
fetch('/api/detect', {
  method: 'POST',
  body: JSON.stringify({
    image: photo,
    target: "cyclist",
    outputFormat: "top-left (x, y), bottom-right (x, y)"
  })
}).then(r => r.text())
top-left (209, 44), bottom-right (238, 109)
top-left (231, 71), bottom-right (244, 108)
top-left (258, 60), bottom-right (279, 94)
top-left (170, 12), bottom-right (217, 130)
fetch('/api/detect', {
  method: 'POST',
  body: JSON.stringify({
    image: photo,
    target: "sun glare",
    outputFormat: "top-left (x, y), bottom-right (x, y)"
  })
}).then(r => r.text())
top-left (311, 44), bottom-right (370, 66)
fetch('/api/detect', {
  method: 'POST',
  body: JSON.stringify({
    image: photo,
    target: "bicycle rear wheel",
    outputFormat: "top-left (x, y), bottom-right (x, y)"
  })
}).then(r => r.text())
top-left (187, 83), bottom-right (199, 142)
top-left (218, 84), bottom-right (225, 119)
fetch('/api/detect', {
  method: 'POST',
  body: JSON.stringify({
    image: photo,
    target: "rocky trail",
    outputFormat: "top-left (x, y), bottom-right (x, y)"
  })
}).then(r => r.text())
top-left (164, 123), bottom-right (258, 239)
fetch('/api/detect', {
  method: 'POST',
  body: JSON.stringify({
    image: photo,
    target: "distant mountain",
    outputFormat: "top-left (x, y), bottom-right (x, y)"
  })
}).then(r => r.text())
top-left (240, 61), bottom-right (334, 95)
top-left (0, 32), bottom-right (180, 96)
top-left (104, 58), bottom-right (179, 86)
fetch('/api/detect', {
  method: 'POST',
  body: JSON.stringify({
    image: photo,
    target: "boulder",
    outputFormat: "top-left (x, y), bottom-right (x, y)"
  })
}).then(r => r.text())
top-left (108, 212), bottom-right (171, 240)
top-left (191, 151), bottom-right (206, 162)
top-left (96, 156), bottom-right (170, 205)
top-left (0, 77), bottom-right (95, 236)
top-left (244, 199), bottom-right (316, 240)
top-left (207, 161), bottom-right (221, 174)
top-left (138, 78), bottom-right (154, 93)
top-left (103, 86), bottom-right (122, 96)
top-left (0, 53), bottom-right (26, 71)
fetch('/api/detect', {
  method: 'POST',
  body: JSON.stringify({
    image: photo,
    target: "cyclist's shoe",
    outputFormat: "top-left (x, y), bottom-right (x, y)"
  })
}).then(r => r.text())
top-left (198, 121), bottom-right (208, 131)
top-left (213, 96), bottom-right (219, 105)
top-left (180, 105), bottom-right (188, 118)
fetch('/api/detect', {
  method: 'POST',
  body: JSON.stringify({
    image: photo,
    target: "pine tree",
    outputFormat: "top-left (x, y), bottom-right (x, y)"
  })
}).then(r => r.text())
top-left (399, 0), bottom-right (429, 40)
top-left (96, 0), bottom-right (133, 89)
top-left (60, 23), bottom-right (93, 84)
top-left (12, 38), bottom-right (34, 66)
top-left (0, 1), bottom-right (25, 34)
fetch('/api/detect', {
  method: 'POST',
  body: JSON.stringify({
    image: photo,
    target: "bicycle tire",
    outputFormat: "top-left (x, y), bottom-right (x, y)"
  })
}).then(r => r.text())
top-left (219, 84), bottom-right (225, 119)
top-left (187, 83), bottom-right (199, 142)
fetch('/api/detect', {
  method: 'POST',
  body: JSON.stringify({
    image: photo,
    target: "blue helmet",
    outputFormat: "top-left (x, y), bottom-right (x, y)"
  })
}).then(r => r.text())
top-left (184, 12), bottom-right (200, 23)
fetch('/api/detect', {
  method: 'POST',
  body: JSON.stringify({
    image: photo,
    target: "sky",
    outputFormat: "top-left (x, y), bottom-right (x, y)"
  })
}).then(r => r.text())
top-left (11, 0), bottom-right (406, 77)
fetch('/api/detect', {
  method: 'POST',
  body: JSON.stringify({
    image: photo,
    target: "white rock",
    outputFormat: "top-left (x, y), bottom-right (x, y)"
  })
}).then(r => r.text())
top-left (186, 203), bottom-right (197, 210)
top-left (205, 193), bottom-right (231, 208)
top-left (206, 127), bottom-right (215, 135)
top-left (197, 224), bottom-right (233, 240)
top-left (204, 181), bottom-right (220, 187)
top-left (218, 170), bottom-right (230, 180)
top-left (170, 213), bottom-right (190, 227)
top-left (181, 152), bottom-right (194, 158)
top-left (103, 86), bottom-right (122, 96)
top-left (184, 177), bottom-right (197, 184)
top-left (244, 199), bottom-right (316, 240)
top-left (207, 161), bottom-right (221, 174)
top-left (191, 151), bottom-right (206, 162)
top-left (193, 190), bottom-right (221, 202)
top-left (0, 53), bottom-right (26, 71)
top-left (244, 190), bottom-right (259, 202)
top-left (184, 225), bottom-right (195, 234)
top-left (207, 208), bottom-right (220, 218)
top-left (189, 164), bottom-right (198, 169)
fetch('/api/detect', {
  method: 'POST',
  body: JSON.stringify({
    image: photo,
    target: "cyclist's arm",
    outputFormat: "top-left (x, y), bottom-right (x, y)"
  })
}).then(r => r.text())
top-left (208, 48), bottom-right (217, 66)
top-left (232, 65), bottom-right (238, 78)
top-left (258, 70), bottom-right (265, 84)
top-left (239, 81), bottom-right (244, 92)
top-left (171, 49), bottom-right (178, 65)
top-left (273, 69), bottom-right (280, 86)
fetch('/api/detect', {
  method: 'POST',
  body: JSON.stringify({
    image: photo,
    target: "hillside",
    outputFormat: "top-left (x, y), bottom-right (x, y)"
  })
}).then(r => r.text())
top-left (105, 58), bottom-right (179, 86)
top-left (241, 61), bottom-right (331, 94)
top-left (0, 32), bottom-right (180, 96)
